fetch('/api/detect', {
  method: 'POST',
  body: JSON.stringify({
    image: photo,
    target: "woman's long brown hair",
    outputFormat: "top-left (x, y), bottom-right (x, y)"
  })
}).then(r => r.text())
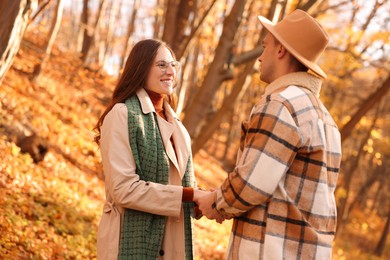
top-left (94, 39), bottom-right (177, 145)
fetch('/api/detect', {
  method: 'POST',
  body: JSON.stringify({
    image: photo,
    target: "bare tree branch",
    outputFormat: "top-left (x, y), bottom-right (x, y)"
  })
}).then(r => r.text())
top-left (28, 0), bottom-right (50, 25)
top-left (176, 0), bottom-right (218, 59)
top-left (340, 75), bottom-right (390, 142)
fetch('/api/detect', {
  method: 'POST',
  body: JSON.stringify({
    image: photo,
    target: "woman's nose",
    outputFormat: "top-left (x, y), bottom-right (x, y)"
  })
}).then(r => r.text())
top-left (165, 65), bottom-right (175, 74)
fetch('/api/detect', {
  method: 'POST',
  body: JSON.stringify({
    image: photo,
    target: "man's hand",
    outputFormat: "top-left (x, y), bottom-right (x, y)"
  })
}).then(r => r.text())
top-left (194, 189), bottom-right (225, 223)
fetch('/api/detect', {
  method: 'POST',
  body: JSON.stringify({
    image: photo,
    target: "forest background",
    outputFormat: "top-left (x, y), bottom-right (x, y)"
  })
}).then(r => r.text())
top-left (0, 0), bottom-right (389, 259)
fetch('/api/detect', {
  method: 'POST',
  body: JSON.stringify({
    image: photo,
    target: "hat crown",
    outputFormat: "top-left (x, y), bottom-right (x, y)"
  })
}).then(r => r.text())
top-left (274, 10), bottom-right (328, 63)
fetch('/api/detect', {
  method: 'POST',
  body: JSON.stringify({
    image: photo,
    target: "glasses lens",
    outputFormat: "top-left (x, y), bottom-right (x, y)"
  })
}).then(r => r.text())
top-left (156, 61), bottom-right (180, 72)
top-left (171, 61), bottom-right (180, 71)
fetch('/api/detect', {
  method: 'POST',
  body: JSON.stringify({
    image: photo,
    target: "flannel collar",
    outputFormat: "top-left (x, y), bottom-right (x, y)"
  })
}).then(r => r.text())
top-left (264, 72), bottom-right (322, 97)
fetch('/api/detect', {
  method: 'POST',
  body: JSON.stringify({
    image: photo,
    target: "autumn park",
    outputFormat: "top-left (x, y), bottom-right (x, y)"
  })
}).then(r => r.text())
top-left (0, 0), bottom-right (389, 259)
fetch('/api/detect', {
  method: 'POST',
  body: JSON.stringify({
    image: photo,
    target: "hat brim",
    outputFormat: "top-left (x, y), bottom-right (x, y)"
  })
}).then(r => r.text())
top-left (258, 16), bottom-right (327, 79)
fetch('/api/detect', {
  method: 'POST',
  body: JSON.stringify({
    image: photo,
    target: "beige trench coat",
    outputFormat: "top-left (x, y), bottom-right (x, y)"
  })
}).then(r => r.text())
top-left (97, 88), bottom-right (194, 259)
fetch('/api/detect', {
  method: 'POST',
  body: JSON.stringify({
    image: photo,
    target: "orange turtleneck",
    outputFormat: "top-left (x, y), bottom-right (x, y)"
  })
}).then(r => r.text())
top-left (144, 89), bottom-right (166, 119)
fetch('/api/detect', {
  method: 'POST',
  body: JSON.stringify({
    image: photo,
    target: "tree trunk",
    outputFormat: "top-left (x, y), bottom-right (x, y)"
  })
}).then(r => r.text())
top-left (119, 0), bottom-right (139, 70)
top-left (375, 202), bottom-right (390, 256)
top-left (176, 40), bottom-right (201, 116)
top-left (82, 0), bottom-right (106, 66)
top-left (222, 105), bottom-right (236, 163)
top-left (152, 0), bottom-right (164, 39)
top-left (347, 166), bottom-right (380, 219)
top-left (336, 103), bottom-right (381, 236)
top-left (0, 0), bottom-right (37, 85)
top-left (191, 60), bottom-right (252, 154)
top-left (370, 161), bottom-right (388, 214)
top-left (43, 0), bottom-right (65, 56)
top-left (182, 0), bottom-right (247, 140)
top-left (161, 0), bottom-right (191, 58)
top-left (80, 0), bottom-right (91, 60)
top-left (32, 0), bottom-right (64, 83)
top-left (340, 76), bottom-right (390, 143)
top-left (161, 0), bottom-right (181, 46)
top-left (173, 0), bottom-right (218, 59)
top-left (298, 0), bottom-right (322, 11)
top-left (29, 0), bottom-right (50, 25)
top-left (101, 0), bottom-right (121, 68)
top-left (341, 103), bottom-right (384, 221)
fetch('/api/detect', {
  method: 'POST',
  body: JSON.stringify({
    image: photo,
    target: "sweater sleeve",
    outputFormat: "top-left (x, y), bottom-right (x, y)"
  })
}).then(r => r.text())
top-left (182, 187), bottom-right (194, 202)
top-left (100, 104), bottom-right (184, 217)
top-left (216, 100), bottom-right (302, 216)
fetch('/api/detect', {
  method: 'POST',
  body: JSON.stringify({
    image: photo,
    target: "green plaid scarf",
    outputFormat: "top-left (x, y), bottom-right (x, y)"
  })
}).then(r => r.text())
top-left (118, 95), bottom-right (194, 259)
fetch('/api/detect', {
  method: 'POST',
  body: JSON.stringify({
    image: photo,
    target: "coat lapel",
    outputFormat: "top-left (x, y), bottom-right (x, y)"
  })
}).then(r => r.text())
top-left (171, 117), bottom-right (190, 179)
top-left (162, 102), bottom-right (190, 180)
top-left (136, 88), bottom-right (190, 179)
top-left (156, 117), bottom-right (180, 175)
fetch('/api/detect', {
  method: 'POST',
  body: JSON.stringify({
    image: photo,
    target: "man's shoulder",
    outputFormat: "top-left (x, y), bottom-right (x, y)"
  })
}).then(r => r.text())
top-left (254, 85), bottom-right (307, 110)
top-left (269, 85), bottom-right (311, 100)
top-left (251, 85), bottom-right (320, 123)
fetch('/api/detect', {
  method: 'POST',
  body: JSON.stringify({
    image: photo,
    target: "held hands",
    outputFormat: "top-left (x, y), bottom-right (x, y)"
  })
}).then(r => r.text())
top-left (194, 189), bottom-right (225, 224)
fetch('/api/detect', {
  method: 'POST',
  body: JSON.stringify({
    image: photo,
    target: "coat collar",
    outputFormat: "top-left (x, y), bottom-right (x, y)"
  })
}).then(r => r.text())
top-left (264, 72), bottom-right (322, 97)
top-left (136, 88), bottom-right (155, 114)
top-left (136, 88), bottom-right (180, 123)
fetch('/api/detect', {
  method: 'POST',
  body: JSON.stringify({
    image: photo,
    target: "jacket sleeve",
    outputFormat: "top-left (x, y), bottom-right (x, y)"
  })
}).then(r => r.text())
top-left (216, 100), bottom-right (303, 216)
top-left (100, 104), bottom-right (183, 217)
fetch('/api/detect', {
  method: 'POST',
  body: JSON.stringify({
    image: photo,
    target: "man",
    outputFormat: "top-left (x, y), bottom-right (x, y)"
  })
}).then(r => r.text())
top-left (195, 9), bottom-right (342, 259)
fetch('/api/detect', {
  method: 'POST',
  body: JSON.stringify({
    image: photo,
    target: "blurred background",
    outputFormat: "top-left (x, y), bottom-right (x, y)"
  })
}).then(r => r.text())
top-left (0, 0), bottom-right (389, 259)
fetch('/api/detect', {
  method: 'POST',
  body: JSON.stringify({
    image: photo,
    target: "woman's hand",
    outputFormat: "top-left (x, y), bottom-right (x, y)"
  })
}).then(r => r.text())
top-left (194, 189), bottom-right (225, 223)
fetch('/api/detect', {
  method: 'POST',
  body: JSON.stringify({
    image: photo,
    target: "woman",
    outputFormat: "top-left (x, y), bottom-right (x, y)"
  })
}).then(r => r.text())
top-left (94, 39), bottom-right (204, 259)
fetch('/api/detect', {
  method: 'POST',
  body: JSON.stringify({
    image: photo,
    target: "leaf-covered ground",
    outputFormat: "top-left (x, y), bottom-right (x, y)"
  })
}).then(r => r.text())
top-left (0, 35), bottom-right (388, 259)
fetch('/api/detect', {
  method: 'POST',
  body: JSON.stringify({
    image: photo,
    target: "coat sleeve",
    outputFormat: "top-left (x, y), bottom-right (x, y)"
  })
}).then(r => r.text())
top-left (216, 100), bottom-right (303, 216)
top-left (100, 104), bottom-right (183, 217)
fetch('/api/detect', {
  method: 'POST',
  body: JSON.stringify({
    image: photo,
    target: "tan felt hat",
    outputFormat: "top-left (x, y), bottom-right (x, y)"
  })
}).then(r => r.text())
top-left (258, 9), bottom-right (329, 78)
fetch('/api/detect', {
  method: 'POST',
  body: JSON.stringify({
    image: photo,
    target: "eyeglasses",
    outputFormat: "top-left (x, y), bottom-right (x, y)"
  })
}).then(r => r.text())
top-left (155, 60), bottom-right (181, 73)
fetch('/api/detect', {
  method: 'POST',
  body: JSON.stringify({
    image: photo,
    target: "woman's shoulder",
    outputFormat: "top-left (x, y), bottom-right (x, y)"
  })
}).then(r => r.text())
top-left (104, 103), bottom-right (128, 124)
top-left (112, 102), bottom-right (127, 110)
top-left (109, 103), bottom-right (128, 115)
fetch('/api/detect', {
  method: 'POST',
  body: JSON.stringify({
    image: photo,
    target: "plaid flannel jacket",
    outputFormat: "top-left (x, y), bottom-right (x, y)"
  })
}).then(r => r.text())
top-left (216, 72), bottom-right (342, 259)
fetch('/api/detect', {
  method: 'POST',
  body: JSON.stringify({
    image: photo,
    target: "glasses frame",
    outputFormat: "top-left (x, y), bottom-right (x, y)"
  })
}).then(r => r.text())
top-left (155, 60), bottom-right (181, 73)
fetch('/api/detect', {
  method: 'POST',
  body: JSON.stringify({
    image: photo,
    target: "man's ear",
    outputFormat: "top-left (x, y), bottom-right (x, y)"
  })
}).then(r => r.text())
top-left (277, 45), bottom-right (287, 58)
